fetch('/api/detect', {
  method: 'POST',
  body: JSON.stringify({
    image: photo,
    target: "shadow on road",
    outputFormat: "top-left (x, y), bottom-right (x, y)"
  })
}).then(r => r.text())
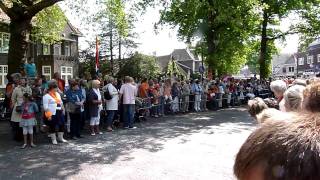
top-left (0, 108), bottom-right (255, 180)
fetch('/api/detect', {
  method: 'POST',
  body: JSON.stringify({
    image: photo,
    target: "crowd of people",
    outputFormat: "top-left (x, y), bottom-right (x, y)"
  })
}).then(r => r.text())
top-left (235, 77), bottom-right (320, 179)
top-left (3, 68), bottom-right (320, 178)
top-left (2, 71), bottom-right (274, 148)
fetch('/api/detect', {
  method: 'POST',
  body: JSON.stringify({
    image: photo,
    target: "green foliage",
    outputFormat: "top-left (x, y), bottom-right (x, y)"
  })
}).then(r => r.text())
top-left (31, 5), bottom-right (67, 44)
top-left (106, 0), bottom-right (129, 37)
top-left (165, 60), bottom-right (187, 78)
top-left (117, 52), bottom-right (161, 79)
top-left (154, 0), bottom-right (259, 76)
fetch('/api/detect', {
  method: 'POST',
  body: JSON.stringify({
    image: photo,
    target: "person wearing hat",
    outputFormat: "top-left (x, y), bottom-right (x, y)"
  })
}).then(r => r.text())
top-left (43, 80), bottom-right (67, 144)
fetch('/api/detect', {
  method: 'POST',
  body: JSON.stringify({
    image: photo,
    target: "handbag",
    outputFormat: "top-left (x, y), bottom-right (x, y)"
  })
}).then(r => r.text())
top-left (15, 105), bottom-right (22, 113)
top-left (66, 102), bottom-right (81, 114)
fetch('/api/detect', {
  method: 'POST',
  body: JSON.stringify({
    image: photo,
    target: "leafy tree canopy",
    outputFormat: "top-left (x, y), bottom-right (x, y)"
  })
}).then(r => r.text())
top-left (117, 52), bottom-right (161, 79)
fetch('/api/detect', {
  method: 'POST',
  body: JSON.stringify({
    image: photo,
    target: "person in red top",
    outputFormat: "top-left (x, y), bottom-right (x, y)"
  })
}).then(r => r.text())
top-left (138, 78), bottom-right (149, 99)
top-left (53, 72), bottom-right (65, 93)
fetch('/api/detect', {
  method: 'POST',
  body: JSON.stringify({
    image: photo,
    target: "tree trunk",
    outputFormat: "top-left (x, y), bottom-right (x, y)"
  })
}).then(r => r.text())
top-left (8, 19), bottom-right (32, 75)
top-left (259, 11), bottom-right (269, 80)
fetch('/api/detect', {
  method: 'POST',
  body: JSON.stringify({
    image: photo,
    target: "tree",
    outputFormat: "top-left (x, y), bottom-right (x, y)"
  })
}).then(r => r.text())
top-left (117, 52), bottom-right (160, 79)
top-left (0, 0), bottom-right (65, 75)
top-left (255, 0), bottom-right (320, 79)
top-left (136, 0), bottom-right (259, 77)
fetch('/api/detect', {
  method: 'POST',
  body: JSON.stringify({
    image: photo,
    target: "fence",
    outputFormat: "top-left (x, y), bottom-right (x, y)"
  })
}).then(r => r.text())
top-left (134, 89), bottom-right (273, 115)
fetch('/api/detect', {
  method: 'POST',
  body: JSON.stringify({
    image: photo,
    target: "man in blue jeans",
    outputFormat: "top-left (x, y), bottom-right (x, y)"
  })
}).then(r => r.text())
top-left (120, 76), bottom-right (137, 129)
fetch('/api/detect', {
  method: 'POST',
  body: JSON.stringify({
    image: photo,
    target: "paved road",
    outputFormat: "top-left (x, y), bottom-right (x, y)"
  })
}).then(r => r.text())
top-left (0, 108), bottom-right (256, 180)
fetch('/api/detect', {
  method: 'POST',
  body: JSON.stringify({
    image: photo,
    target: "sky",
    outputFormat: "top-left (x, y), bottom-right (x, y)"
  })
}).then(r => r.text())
top-left (61, 2), bottom-right (299, 56)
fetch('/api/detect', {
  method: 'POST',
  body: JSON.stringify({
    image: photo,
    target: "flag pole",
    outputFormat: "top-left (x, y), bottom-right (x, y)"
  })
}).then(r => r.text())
top-left (95, 36), bottom-right (99, 75)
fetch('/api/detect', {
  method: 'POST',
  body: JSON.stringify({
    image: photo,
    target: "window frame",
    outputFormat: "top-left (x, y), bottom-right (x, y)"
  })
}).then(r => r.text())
top-left (53, 44), bottom-right (61, 55)
top-left (60, 66), bottom-right (73, 85)
top-left (64, 42), bottom-right (70, 56)
top-left (0, 32), bottom-right (10, 53)
top-left (43, 44), bottom-right (51, 55)
top-left (298, 57), bottom-right (304, 65)
top-left (307, 55), bottom-right (313, 65)
top-left (42, 66), bottom-right (52, 80)
top-left (288, 67), bottom-right (295, 73)
top-left (0, 65), bottom-right (8, 88)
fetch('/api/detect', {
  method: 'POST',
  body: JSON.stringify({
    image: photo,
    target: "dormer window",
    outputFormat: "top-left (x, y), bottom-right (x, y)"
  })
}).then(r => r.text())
top-left (0, 32), bottom-right (9, 53)
top-left (64, 42), bottom-right (70, 56)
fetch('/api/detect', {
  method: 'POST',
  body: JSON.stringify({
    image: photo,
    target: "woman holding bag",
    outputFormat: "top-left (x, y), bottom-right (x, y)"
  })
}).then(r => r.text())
top-left (66, 81), bottom-right (84, 139)
top-left (11, 77), bottom-right (32, 141)
top-left (43, 80), bottom-right (67, 145)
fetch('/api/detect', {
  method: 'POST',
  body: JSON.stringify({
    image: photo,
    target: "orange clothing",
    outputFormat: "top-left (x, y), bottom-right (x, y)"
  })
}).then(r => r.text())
top-left (139, 82), bottom-right (149, 98)
top-left (56, 78), bottom-right (65, 92)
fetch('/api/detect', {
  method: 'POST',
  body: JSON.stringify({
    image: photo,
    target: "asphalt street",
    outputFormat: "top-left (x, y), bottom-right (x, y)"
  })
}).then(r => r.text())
top-left (0, 108), bottom-right (256, 180)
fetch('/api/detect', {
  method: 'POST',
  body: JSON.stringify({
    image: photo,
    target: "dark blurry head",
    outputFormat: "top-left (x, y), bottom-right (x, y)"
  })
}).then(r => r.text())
top-left (48, 80), bottom-right (58, 91)
top-left (302, 82), bottom-right (320, 112)
top-left (247, 97), bottom-right (268, 118)
top-left (234, 113), bottom-right (320, 180)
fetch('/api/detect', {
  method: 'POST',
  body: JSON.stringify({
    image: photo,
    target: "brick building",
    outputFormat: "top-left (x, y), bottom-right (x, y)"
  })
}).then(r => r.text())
top-left (296, 40), bottom-right (320, 77)
top-left (0, 10), bottom-right (81, 88)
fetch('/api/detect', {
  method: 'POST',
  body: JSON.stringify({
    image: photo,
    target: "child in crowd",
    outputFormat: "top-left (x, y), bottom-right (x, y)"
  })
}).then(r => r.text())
top-left (20, 93), bottom-right (39, 148)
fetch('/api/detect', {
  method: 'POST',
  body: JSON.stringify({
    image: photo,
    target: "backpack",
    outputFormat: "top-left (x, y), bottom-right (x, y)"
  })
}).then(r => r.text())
top-left (104, 86), bottom-right (112, 100)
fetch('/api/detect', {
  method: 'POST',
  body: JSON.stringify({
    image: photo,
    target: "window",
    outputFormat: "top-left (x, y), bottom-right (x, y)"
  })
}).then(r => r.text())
top-left (36, 44), bottom-right (42, 55)
top-left (0, 32), bottom-right (10, 53)
top-left (282, 67), bottom-right (286, 73)
top-left (289, 67), bottom-right (295, 72)
top-left (307, 55), bottom-right (313, 64)
top-left (43, 44), bottom-right (50, 55)
top-left (61, 66), bottom-right (73, 85)
top-left (64, 43), bottom-right (70, 56)
top-left (53, 44), bottom-right (61, 55)
top-left (298, 58), bottom-right (304, 65)
top-left (0, 65), bottom-right (8, 88)
top-left (42, 66), bottom-right (51, 80)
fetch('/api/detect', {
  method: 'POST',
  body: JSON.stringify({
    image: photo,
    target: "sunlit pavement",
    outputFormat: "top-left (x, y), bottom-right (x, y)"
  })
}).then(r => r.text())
top-left (0, 108), bottom-right (256, 180)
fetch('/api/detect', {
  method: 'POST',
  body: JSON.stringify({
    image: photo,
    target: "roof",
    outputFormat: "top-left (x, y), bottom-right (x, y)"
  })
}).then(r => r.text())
top-left (272, 53), bottom-right (291, 67)
top-left (172, 48), bottom-right (199, 61)
top-left (309, 39), bottom-right (320, 47)
top-left (284, 55), bottom-right (296, 65)
top-left (67, 21), bottom-right (83, 36)
top-left (156, 55), bottom-right (171, 69)
top-left (0, 9), bottom-right (10, 24)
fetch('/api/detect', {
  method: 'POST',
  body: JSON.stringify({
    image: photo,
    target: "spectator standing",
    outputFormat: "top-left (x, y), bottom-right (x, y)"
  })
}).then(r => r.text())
top-left (181, 80), bottom-right (191, 113)
top-left (171, 82), bottom-right (180, 113)
top-left (102, 76), bottom-right (119, 132)
top-left (20, 93), bottom-right (38, 148)
top-left (79, 80), bottom-right (88, 130)
top-left (192, 79), bottom-right (203, 112)
top-left (11, 77), bottom-right (32, 141)
top-left (4, 75), bottom-right (15, 114)
top-left (66, 81), bottom-right (84, 139)
top-left (270, 80), bottom-right (287, 111)
top-left (53, 72), bottom-right (65, 94)
top-left (159, 80), bottom-right (165, 116)
top-left (43, 80), bottom-right (67, 144)
top-left (32, 78), bottom-right (43, 131)
top-left (24, 58), bottom-right (37, 79)
top-left (201, 80), bottom-right (209, 111)
top-left (88, 80), bottom-right (103, 135)
top-left (120, 76), bottom-right (137, 129)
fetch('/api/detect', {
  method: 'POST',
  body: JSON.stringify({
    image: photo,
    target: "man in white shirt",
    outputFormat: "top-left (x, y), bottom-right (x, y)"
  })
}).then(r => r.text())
top-left (120, 76), bottom-right (137, 129)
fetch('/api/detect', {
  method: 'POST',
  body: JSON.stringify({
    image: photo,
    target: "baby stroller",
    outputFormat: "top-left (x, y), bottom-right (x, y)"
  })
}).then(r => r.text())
top-left (0, 97), bottom-right (11, 121)
top-left (134, 97), bottom-right (147, 123)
